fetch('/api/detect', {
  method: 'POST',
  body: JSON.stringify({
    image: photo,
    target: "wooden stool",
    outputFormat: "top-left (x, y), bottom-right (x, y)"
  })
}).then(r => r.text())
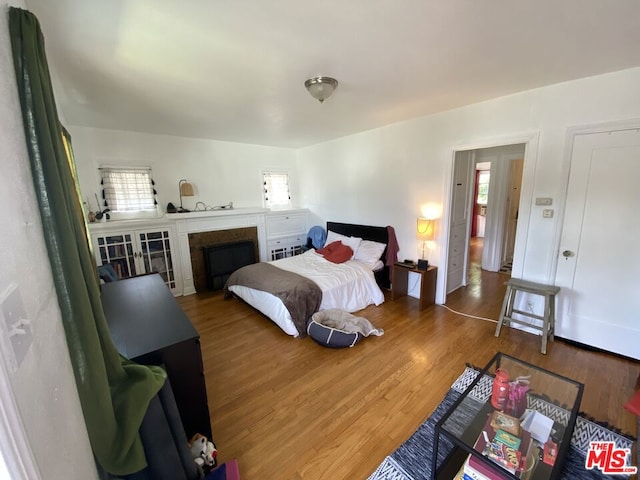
top-left (495, 278), bottom-right (560, 354)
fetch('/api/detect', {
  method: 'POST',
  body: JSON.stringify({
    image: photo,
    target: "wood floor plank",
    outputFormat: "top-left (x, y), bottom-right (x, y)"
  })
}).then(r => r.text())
top-left (177, 253), bottom-right (638, 479)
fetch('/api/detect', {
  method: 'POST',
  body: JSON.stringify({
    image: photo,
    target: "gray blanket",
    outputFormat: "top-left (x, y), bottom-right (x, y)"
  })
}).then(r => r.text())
top-left (311, 309), bottom-right (384, 337)
top-left (224, 262), bottom-right (322, 337)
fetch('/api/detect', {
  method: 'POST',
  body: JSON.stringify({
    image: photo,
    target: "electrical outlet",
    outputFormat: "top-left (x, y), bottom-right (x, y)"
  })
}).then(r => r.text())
top-left (0, 284), bottom-right (32, 373)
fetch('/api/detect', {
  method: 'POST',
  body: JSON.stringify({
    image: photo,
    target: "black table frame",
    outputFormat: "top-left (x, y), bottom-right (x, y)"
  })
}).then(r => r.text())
top-left (432, 352), bottom-right (584, 480)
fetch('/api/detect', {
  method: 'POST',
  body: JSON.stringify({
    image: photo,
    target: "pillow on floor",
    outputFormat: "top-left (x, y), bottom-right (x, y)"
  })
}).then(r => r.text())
top-left (307, 309), bottom-right (383, 348)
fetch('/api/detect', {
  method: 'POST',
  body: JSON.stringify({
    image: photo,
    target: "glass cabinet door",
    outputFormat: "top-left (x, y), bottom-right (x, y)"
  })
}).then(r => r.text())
top-left (97, 234), bottom-right (137, 279)
top-left (138, 230), bottom-right (176, 289)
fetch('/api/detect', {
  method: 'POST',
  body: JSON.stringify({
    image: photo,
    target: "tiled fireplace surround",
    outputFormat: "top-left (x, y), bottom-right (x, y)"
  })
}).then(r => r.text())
top-left (173, 208), bottom-right (268, 295)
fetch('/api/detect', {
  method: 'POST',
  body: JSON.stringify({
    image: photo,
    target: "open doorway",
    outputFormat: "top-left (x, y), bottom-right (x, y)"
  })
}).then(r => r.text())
top-left (445, 144), bottom-right (525, 295)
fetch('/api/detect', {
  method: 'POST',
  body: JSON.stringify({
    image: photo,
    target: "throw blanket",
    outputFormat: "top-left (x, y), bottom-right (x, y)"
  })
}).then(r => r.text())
top-left (312, 309), bottom-right (384, 337)
top-left (224, 263), bottom-right (322, 337)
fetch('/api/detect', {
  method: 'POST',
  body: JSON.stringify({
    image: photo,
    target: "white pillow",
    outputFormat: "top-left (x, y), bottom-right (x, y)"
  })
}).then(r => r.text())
top-left (324, 230), bottom-right (345, 246)
top-left (370, 259), bottom-right (385, 272)
top-left (353, 239), bottom-right (386, 268)
top-left (324, 230), bottom-right (362, 259)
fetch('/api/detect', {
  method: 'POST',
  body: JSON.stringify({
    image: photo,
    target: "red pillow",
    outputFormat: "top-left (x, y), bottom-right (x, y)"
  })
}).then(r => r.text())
top-left (316, 240), bottom-right (342, 256)
top-left (319, 242), bottom-right (353, 264)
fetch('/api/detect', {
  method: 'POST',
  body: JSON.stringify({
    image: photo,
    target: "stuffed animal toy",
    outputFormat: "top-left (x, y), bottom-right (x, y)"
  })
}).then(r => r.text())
top-left (189, 433), bottom-right (218, 468)
top-left (202, 439), bottom-right (217, 467)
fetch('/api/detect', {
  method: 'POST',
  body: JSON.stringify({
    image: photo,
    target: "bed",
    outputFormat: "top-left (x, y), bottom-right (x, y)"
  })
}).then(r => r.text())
top-left (224, 222), bottom-right (395, 337)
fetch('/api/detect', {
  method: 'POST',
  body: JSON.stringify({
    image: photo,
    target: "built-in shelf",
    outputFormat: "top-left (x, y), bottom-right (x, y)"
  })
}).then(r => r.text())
top-left (89, 207), bottom-right (308, 296)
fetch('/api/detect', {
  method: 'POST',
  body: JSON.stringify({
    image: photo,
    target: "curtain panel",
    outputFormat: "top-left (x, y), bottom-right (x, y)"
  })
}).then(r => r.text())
top-left (8, 7), bottom-right (166, 476)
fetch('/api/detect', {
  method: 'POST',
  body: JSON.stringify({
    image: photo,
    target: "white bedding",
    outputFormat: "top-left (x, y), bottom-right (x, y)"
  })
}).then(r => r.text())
top-left (227, 250), bottom-right (385, 337)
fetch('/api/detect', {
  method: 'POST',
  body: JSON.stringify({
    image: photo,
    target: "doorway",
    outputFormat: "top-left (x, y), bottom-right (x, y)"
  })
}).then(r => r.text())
top-left (445, 144), bottom-right (525, 296)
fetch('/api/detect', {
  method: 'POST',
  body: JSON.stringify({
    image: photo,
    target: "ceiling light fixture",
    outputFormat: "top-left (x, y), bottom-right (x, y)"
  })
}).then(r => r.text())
top-left (304, 76), bottom-right (338, 103)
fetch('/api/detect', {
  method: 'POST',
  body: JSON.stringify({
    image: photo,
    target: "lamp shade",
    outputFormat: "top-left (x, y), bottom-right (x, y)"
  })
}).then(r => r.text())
top-left (304, 76), bottom-right (338, 103)
top-left (179, 180), bottom-right (194, 197)
top-left (417, 217), bottom-right (434, 240)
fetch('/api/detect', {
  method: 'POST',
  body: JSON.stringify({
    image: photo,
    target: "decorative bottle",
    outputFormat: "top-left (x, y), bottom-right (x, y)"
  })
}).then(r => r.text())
top-left (491, 368), bottom-right (510, 410)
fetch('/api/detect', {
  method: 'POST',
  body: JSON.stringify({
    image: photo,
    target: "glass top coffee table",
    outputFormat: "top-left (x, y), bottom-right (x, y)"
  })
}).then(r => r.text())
top-left (432, 352), bottom-right (584, 479)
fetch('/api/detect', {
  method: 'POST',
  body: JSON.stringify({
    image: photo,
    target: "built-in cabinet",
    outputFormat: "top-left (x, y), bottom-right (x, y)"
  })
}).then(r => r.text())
top-left (89, 208), bottom-right (309, 296)
top-left (90, 222), bottom-right (182, 295)
top-left (265, 209), bottom-right (308, 260)
top-left (447, 224), bottom-right (467, 287)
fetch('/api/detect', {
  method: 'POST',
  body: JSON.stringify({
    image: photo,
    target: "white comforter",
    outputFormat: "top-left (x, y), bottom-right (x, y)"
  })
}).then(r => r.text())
top-left (227, 250), bottom-right (385, 337)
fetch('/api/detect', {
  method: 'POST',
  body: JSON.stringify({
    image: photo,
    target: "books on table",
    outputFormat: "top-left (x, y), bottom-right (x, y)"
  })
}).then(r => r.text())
top-left (490, 411), bottom-right (521, 436)
top-left (463, 413), bottom-right (538, 480)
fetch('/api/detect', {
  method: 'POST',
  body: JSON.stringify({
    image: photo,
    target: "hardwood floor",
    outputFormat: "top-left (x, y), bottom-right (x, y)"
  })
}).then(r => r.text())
top-left (177, 242), bottom-right (638, 479)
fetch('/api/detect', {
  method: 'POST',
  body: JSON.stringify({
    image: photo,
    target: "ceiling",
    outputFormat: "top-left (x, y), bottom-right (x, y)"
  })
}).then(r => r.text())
top-left (24, 0), bottom-right (640, 148)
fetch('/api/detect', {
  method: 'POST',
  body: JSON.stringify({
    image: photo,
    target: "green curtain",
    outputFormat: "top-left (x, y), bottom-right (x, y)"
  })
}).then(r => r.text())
top-left (8, 7), bottom-right (166, 476)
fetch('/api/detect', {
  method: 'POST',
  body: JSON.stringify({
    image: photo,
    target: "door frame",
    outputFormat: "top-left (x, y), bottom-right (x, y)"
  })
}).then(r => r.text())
top-left (439, 131), bottom-right (540, 305)
top-left (0, 340), bottom-right (42, 479)
top-left (551, 118), bottom-right (640, 281)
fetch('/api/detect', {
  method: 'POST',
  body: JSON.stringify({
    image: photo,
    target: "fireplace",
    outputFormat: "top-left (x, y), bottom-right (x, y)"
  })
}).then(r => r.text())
top-left (173, 208), bottom-right (268, 295)
top-left (187, 226), bottom-right (259, 292)
top-left (203, 241), bottom-right (256, 290)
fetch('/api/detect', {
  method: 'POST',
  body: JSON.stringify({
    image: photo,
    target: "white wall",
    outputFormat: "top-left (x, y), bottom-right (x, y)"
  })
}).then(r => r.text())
top-left (69, 126), bottom-right (298, 216)
top-left (296, 67), bottom-right (640, 303)
top-left (0, 3), bottom-right (97, 479)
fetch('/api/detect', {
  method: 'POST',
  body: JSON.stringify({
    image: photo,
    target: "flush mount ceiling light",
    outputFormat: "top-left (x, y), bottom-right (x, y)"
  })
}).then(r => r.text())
top-left (304, 76), bottom-right (338, 103)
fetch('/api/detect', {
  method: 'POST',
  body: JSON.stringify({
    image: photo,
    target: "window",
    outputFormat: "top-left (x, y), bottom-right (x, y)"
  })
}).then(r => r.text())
top-left (99, 167), bottom-right (157, 213)
top-left (476, 170), bottom-right (490, 205)
top-left (263, 171), bottom-right (291, 208)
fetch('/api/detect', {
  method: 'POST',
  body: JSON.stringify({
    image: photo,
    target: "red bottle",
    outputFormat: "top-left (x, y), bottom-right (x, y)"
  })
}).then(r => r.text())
top-left (491, 368), bottom-right (510, 410)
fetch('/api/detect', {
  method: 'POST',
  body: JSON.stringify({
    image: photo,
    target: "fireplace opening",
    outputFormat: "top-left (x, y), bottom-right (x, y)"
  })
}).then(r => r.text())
top-left (203, 240), bottom-right (256, 290)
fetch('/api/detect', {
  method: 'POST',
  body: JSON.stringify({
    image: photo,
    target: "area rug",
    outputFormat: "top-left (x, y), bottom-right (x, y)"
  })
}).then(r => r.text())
top-left (368, 366), bottom-right (635, 480)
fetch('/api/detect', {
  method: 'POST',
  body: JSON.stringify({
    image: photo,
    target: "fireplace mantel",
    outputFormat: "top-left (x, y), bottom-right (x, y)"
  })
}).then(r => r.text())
top-left (88, 207), bottom-right (308, 296)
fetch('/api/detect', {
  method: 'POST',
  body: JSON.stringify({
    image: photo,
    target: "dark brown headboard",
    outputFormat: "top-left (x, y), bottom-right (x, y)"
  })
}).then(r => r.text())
top-left (326, 221), bottom-right (391, 289)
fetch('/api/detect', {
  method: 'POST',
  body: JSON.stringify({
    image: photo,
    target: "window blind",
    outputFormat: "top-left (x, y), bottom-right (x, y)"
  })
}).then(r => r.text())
top-left (263, 172), bottom-right (291, 207)
top-left (100, 167), bottom-right (156, 212)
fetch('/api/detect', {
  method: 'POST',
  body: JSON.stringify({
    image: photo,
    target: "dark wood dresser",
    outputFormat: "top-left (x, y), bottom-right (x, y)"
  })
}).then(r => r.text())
top-left (101, 274), bottom-right (213, 441)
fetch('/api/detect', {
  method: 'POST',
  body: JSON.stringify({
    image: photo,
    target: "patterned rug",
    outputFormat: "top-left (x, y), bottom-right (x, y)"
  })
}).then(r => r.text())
top-left (368, 367), bottom-right (635, 480)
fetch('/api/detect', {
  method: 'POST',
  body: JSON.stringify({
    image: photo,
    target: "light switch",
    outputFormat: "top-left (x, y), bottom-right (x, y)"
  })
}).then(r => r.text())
top-left (542, 209), bottom-right (554, 218)
top-left (535, 197), bottom-right (553, 206)
top-left (0, 284), bottom-right (32, 373)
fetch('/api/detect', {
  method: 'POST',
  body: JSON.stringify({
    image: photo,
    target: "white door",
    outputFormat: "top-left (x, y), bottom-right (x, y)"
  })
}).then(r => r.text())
top-left (555, 128), bottom-right (640, 359)
top-left (502, 159), bottom-right (523, 266)
top-left (446, 151), bottom-right (473, 293)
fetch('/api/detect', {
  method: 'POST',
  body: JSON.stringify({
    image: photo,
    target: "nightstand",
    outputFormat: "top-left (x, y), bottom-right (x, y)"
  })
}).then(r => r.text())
top-left (391, 263), bottom-right (437, 310)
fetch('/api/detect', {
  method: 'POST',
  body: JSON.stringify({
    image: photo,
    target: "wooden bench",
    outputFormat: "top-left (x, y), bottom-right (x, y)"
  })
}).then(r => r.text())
top-left (495, 278), bottom-right (560, 354)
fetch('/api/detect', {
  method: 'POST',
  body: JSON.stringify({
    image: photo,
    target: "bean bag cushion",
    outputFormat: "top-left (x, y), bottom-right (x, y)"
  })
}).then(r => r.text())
top-left (307, 309), bottom-right (384, 348)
